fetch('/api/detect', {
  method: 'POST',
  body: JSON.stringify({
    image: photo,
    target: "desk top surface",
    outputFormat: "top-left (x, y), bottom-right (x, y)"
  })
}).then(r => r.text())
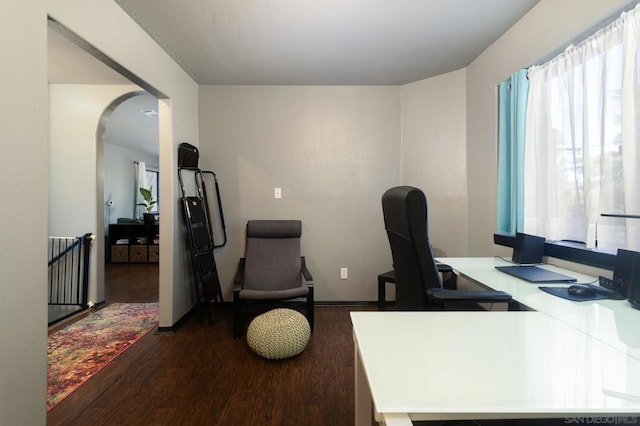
top-left (438, 257), bottom-right (640, 361)
top-left (351, 311), bottom-right (640, 419)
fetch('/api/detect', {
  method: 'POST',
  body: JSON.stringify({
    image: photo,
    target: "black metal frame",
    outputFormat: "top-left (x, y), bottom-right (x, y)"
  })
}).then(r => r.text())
top-left (48, 233), bottom-right (94, 325)
top-left (178, 143), bottom-right (227, 322)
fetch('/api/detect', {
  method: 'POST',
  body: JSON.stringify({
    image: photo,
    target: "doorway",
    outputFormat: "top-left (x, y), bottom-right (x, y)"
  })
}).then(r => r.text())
top-left (101, 92), bottom-right (160, 304)
top-left (48, 19), bottom-right (162, 312)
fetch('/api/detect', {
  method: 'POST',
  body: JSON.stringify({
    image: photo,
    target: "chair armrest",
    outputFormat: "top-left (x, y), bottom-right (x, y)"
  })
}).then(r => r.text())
top-left (427, 287), bottom-right (512, 303)
top-left (233, 258), bottom-right (246, 292)
top-left (436, 263), bottom-right (453, 274)
top-left (436, 263), bottom-right (457, 290)
top-left (301, 256), bottom-right (314, 287)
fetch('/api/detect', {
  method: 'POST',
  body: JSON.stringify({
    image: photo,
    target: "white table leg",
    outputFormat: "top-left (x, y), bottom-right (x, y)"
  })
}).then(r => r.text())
top-left (382, 413), bottom-right (412, 426)
top-left (354, 341), bottom-right (372, 426)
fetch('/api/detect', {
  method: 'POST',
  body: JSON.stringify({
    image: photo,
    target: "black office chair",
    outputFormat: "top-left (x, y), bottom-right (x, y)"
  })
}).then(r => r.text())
top-left (382, 186), bottom-right (513, 310)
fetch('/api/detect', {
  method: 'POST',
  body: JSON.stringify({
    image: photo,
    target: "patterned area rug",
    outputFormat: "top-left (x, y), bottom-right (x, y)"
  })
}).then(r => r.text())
top-left (47, 302), bottom-right (158, 411)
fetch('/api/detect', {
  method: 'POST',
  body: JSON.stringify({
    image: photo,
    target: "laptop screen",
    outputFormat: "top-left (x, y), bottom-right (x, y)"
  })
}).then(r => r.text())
top-left (512, 233), bottom-right (545, 264)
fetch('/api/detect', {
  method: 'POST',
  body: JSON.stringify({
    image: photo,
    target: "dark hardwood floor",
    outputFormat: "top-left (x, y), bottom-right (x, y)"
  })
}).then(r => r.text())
top-left (48, 263), bottom-right (370, 426)
top-left (104, 262), bottom-right (159, 303)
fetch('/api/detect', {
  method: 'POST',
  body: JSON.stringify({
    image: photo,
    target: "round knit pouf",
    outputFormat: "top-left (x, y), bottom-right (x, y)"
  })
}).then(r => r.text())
top-left (246, 308), bottom-right (311, 360)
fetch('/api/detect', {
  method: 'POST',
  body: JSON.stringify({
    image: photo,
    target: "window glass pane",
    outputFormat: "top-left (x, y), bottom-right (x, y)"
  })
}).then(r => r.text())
top-left (145, 170), bottom-right (159, 213)
top-left (522, 9), bottom-right (640, 251)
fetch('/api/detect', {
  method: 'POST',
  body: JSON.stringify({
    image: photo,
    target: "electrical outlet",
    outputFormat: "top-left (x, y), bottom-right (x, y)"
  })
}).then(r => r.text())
top-left (274, 187), bottom-right (282, 199)
top-left (340, 267), bottom-right (348, 279)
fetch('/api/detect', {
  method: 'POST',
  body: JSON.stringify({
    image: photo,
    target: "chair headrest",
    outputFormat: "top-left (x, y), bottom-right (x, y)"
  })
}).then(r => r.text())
top-left (247, 220), bottom-right (302, 238)
top-left (381, 186), bottom-right (427, 240)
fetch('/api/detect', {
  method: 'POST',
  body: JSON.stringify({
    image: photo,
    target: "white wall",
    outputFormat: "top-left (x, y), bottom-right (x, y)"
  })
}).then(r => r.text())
top-left (466, 0), bottom-right (632, 259)
top-left (48, 0), bottom-right (200, 330)
top-left (104, 143), bottom-right (159, 230)
top-left (0, 2), bottom-right (198, 422)
top-left (49, 84), bottom-right (139, 304)
top-left (199, 85), bottom-right (400, 301)
top-left (0, 2), bottom-right (48, 424)
top-left (400, 69), bottom-right (468, 257)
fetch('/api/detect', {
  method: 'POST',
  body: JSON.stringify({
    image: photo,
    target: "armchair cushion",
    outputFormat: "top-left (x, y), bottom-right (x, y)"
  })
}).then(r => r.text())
top-left (244, 221), bottom-right (302, 291)
top-left (246, 220), bottom-right (301, 238)
top-left (239, 287), bottom-right (309, 300)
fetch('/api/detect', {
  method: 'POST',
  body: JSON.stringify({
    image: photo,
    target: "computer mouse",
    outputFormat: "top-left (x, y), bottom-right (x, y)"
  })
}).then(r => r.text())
top-left (568, 284), bottom-right (596, 297)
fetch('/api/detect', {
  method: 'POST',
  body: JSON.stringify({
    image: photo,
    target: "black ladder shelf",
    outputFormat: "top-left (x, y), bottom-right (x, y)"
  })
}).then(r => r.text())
top-left (178, 143), bottom-right (227, 322)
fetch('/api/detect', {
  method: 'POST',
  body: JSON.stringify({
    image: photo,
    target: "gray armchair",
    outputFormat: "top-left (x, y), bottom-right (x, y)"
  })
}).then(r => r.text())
top-left (233, 220), bottom-right (314, 337)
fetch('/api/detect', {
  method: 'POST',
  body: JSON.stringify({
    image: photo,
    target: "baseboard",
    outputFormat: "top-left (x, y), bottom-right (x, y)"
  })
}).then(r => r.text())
top-left (156, 300), bottom-right (380, 332)
top-left (155, 304), bottom-right (202, 334)
top-left (315, 301), bottom-right (379, 307)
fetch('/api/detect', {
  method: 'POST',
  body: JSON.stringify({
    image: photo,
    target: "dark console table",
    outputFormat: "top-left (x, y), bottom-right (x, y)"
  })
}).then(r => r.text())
top-left (108, 223), bottom-right (159, 263)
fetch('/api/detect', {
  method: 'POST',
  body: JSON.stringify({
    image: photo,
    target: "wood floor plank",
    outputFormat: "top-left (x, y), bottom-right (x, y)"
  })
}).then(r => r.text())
top-left (48, 264), bottom-right (370, 425)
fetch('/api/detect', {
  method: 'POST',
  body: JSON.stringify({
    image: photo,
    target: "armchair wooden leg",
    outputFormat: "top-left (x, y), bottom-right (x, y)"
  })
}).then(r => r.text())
top-left (233, 292), bottom-right (243, 338)
top-left (307, 288), bottom-right (314, 332)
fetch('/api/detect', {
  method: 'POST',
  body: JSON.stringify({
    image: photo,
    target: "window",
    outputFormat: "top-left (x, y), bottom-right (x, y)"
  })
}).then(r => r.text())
top-left (134, 161), bottom-right (159, 218)
top-left (145, 169), bottom-right (159, 213)
top-left (499, 4), bottom-right (640, 252)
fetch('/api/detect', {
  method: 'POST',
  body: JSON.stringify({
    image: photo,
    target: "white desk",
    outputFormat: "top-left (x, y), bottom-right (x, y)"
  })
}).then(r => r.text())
top-left (439, 257), bottom-right (640, 361)
top-left (353, 312), bottom-right (640, 425)
top-left (353, 258), bottom-right (640, 425)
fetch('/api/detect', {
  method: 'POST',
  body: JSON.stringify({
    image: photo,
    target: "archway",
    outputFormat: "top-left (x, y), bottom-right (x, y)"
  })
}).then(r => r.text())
top-left (98, 92), bottom-right (160, 303)
top-left (47, 16), bottom-right (175, 330)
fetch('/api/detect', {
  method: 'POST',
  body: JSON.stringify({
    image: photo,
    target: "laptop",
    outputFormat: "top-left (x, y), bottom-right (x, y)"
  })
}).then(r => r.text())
top-left (495, 265), bottom-right (577, 283)
top-left (512, 233), bottom-right (545, 264)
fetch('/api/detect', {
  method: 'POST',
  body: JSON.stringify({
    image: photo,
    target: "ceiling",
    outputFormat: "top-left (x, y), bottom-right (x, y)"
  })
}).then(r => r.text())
top-left (101, 93), bottom-right (159, 156)
top-left (48, 0), bottom-right (541, 157)
top-left (114, 0), bottom-right (540, 85)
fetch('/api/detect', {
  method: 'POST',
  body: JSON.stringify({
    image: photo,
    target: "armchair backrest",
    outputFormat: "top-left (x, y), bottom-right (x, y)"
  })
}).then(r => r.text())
top-left (381, 186), bottom-right (443, 310)
top-left (244, 220), bottom-right (302, 291)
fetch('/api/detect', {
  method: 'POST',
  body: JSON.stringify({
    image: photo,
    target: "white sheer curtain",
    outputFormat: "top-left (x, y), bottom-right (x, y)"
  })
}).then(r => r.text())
top-left (134, 161), bottom-right (147, 218)
top-left (524, 4), bottom-right (640, 251)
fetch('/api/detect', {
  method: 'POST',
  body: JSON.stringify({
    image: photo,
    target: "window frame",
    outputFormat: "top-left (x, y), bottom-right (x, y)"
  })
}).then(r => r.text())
top-left (495, 3), bottom-right (640, 267)
top-left (145, 168), bottom-right (159, 213)
top-left (494, 233), bottom-right (616, 270)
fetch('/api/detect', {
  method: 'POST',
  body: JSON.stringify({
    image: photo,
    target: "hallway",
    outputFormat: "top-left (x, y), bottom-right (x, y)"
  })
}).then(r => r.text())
top-left (105, 263), bottom-right (159, 303)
